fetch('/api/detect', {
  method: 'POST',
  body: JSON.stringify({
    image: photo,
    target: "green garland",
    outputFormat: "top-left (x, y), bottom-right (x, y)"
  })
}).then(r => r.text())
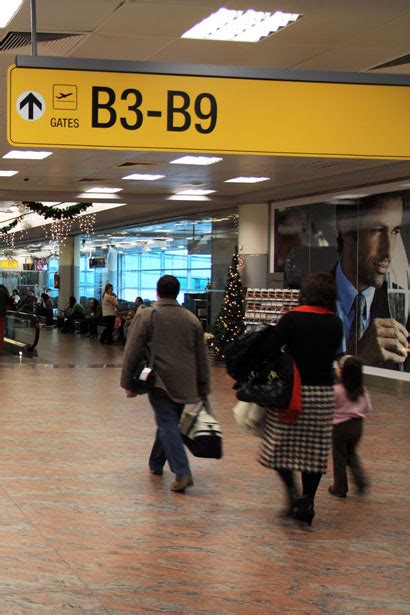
top-left (22, 201), bottom-right (92, 220)
top-left (0, 216), bottom-right (23, 234)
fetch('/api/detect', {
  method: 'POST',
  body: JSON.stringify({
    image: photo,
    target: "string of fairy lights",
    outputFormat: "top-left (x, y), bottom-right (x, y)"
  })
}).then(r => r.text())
top-left (0, 202), bottom-right (96, 250)
top-left (209, 249), bottom-right (245, 358)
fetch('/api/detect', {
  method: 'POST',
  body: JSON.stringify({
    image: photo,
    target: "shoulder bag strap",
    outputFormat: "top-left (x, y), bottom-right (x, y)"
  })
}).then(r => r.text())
top-left (147, 308), bottom-right (157, 368)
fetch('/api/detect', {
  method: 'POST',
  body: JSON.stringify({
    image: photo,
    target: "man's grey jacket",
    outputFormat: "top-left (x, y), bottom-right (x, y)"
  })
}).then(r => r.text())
top-left (121, 298), bottom-right (211, 403)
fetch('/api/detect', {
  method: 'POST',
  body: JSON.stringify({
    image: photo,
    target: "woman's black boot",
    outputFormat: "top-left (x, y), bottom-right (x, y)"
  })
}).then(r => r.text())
top-left (291, 497), bottom-right (315, 526)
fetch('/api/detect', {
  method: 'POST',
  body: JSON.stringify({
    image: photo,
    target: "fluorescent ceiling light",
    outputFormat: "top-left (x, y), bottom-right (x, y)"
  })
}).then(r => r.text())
top-left (225, 176), bottom-right (270, 183)
top-left (85, 187), bottom-right (123, 194)
top-left (3, 150), bottom-right (53, 160)
top-left (77, 193), bottom-right (120, 199)
top-left (331, 194), bottom-right (367, 200)
top-left (181, 8), bottom-right (302, 42)
top-left (176, 189), bottom-right (216, 196)
top-left (0, 170), bottom-right (18, 177)
top-left (0, 0), bottom-right (23, 28)
top-left (168, 195), bottom-right (210, 201)
top-left (169, 156), bottom-right (222, 165)
top-left (122, 173), bottom-right (165, 181)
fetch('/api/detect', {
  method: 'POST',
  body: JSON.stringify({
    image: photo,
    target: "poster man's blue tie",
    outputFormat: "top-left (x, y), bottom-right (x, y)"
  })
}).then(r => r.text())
top-left (347, 292), bottom-right (366, 353)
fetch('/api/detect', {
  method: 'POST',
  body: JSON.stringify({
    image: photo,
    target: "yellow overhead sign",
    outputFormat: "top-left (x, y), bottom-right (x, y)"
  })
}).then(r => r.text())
top-left (7, 65), bottom-right (410, 159)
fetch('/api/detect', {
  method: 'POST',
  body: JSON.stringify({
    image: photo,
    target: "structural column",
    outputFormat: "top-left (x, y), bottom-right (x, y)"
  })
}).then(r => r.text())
top-left (238, 203), bottom-right (269, 288)
top-left (58, 236), bottom-right (81, 310)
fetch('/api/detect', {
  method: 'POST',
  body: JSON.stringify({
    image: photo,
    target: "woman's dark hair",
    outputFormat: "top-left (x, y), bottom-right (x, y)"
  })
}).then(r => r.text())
top-left (341, 356), bottom-right (364, 402)
top-left (103, 283), bottom-right (113, 296)
top-left (300, 272), bottom-right (337, 311)
top-left (69, 296), bottom-right (76, 306)
top-left (157, 275), bottom-right (180, 299)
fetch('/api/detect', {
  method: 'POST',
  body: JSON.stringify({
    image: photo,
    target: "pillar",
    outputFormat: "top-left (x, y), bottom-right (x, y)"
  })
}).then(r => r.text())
top-left (58, 236), bottom-right (81, 310)
top-left (238, 203), bottom-right (269, 288)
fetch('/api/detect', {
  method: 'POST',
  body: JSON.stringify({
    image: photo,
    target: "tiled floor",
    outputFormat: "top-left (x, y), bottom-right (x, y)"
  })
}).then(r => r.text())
top-left (0, 329), bottom-right (409, 613)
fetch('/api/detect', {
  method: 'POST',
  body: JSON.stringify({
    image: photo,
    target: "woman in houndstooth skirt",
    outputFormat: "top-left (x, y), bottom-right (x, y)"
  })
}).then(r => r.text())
top-left (258, 273), bottom-right (343, 526)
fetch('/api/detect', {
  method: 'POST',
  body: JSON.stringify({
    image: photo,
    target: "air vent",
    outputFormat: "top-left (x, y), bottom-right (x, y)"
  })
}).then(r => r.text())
top-left (297, 160), bottom-right (343, 169)
top-left (0, 31), bottom-right (84, 54)
top-left (370, 53), bottom-right (410, 70)
top-left (79, 178), bottom-right (109, 183)
top-left (117, 161), bottom-right (160, 167)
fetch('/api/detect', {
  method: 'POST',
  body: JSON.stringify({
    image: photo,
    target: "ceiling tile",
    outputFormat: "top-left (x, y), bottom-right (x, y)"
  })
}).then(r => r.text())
top-left (97, 3), bottom-right (212, 37)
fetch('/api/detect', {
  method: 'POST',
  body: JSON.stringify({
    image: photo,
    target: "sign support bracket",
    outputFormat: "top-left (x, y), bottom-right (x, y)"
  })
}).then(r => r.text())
top-left (30, 0), bottom-right (37, 56)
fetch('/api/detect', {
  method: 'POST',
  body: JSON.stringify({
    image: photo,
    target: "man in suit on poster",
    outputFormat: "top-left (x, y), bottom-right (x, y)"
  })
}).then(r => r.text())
top-left (335, 191), bottom-right (409, 369)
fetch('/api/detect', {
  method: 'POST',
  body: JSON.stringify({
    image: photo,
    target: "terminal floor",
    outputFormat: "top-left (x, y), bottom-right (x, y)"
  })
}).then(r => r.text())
top-left (0, 329), bottom-right (408, 614)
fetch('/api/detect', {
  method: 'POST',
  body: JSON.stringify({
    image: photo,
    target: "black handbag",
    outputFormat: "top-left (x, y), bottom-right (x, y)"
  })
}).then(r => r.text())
top-left (235, 346), bottom-right (294, 409)
top-left (131, 309), bottom-right (157, 395)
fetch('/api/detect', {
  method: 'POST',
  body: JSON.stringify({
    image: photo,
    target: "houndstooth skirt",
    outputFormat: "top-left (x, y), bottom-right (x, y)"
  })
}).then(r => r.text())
top-left (258, 385), bottom-right (335, 474)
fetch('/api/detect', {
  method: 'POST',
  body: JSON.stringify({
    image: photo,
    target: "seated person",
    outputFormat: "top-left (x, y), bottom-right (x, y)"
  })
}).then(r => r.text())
top-left (61, 296), bottom-right (85, 333)
top-left (85, 298), bottom-right (100, 338)
top-left (124, 296), bottom-right (143, 338)
top-left (38, 293), bottom-right (54, 327)
top-left (17, 289), bottom-right (37, 313)
top-left (10, 289), bottom-right (20, 307)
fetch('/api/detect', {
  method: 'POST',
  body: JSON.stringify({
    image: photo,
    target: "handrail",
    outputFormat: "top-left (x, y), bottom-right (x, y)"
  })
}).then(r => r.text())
top-left (5, 309), bottom-right (40, 354)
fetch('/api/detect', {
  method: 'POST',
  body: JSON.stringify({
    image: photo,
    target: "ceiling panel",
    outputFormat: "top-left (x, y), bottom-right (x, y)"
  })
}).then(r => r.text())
top-left (7, 0), bottom-right (123, 32)
top-left (71, 33), bottom-right (174, 61)
top-left (98, 3), bottom-right (212, 37)
top-left (148, 38), bottom-right (330, 67)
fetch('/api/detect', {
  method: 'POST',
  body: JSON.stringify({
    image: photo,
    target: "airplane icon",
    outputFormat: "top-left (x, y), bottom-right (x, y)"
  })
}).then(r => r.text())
top-left (53, 84), bottom-right (77, 110)
top-left (56, 92), bottom-right (73, 100)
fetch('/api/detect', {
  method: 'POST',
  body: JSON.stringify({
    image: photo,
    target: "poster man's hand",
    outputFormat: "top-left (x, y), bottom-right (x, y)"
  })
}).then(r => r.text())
top-left (357, 318), bottom-right (408, 365)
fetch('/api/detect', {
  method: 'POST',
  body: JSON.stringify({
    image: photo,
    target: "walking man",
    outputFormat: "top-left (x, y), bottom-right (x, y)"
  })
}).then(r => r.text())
top-left (121, 275), bottom-right (210, 492)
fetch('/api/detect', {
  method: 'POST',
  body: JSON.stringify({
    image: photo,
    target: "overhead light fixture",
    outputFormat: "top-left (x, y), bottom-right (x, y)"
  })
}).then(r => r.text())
top-left (168, 195), bottom-right (210, 201)
top-left (77, 193), bottom-right (120, 199)
top-left (0, 170), bottom-right (18, 177)
top-left (181, 8), bottom-right (302, 42)
top-left (85, 187), bottom-right (123, 194)
top-left (122, 173), bottom-right (165, 181)
top-left (176, 189), bottom-right (216, 196)
top-left (225, 176), bottom-right (270, 183)
top-left (3, 150), bottom-right (53, 160)
top-left (0, 0), bottom-right (23, 28)
top-left (169, 156), bottom-right (223, 165)
top-left (331, 193), bottom-right (368, 200)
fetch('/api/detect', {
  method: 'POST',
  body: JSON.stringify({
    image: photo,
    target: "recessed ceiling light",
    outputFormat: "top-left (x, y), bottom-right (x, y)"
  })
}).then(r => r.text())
top-left (176, 189), bottom-right (216, 196)
top-left (0, 0), bottom-right (23, 28)
top-left (225, 176), bottom-right (270, 183)
top-left (0, 170), bottom-right (18, 177)
top-left (169, 156), bottom-right (222, 165)
top-left (3, 150), bottom-right (53, 160)
top-left (85, 187), bottom-right (123, 194)
top-left (122, 173), bottom-right (165, 181)
top-left (168, 195), bottom-right (210, 201)
top-left (181, 8), bottom-right (302, 42)
top-left (77, 193), bottom-right (120, 199)
top-left (331, 193), bottom-right (368, 199)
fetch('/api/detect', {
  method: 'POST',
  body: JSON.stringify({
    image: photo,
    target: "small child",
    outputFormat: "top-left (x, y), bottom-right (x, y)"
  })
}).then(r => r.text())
top-left (329, 356), bottom-right (371, 498)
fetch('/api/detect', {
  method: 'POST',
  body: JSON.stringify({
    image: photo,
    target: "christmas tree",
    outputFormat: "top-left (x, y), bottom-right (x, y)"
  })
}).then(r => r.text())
top-left (209, 250), bottom-right (245, 359)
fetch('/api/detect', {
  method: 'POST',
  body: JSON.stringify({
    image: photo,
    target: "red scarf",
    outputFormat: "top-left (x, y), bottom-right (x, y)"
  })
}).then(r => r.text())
top-left (278, 305), bottom-right (335, 424)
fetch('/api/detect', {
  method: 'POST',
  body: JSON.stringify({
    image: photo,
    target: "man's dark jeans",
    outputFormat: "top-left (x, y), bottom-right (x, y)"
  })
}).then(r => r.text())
top-left (148, 389), bottom-right (191, 480)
